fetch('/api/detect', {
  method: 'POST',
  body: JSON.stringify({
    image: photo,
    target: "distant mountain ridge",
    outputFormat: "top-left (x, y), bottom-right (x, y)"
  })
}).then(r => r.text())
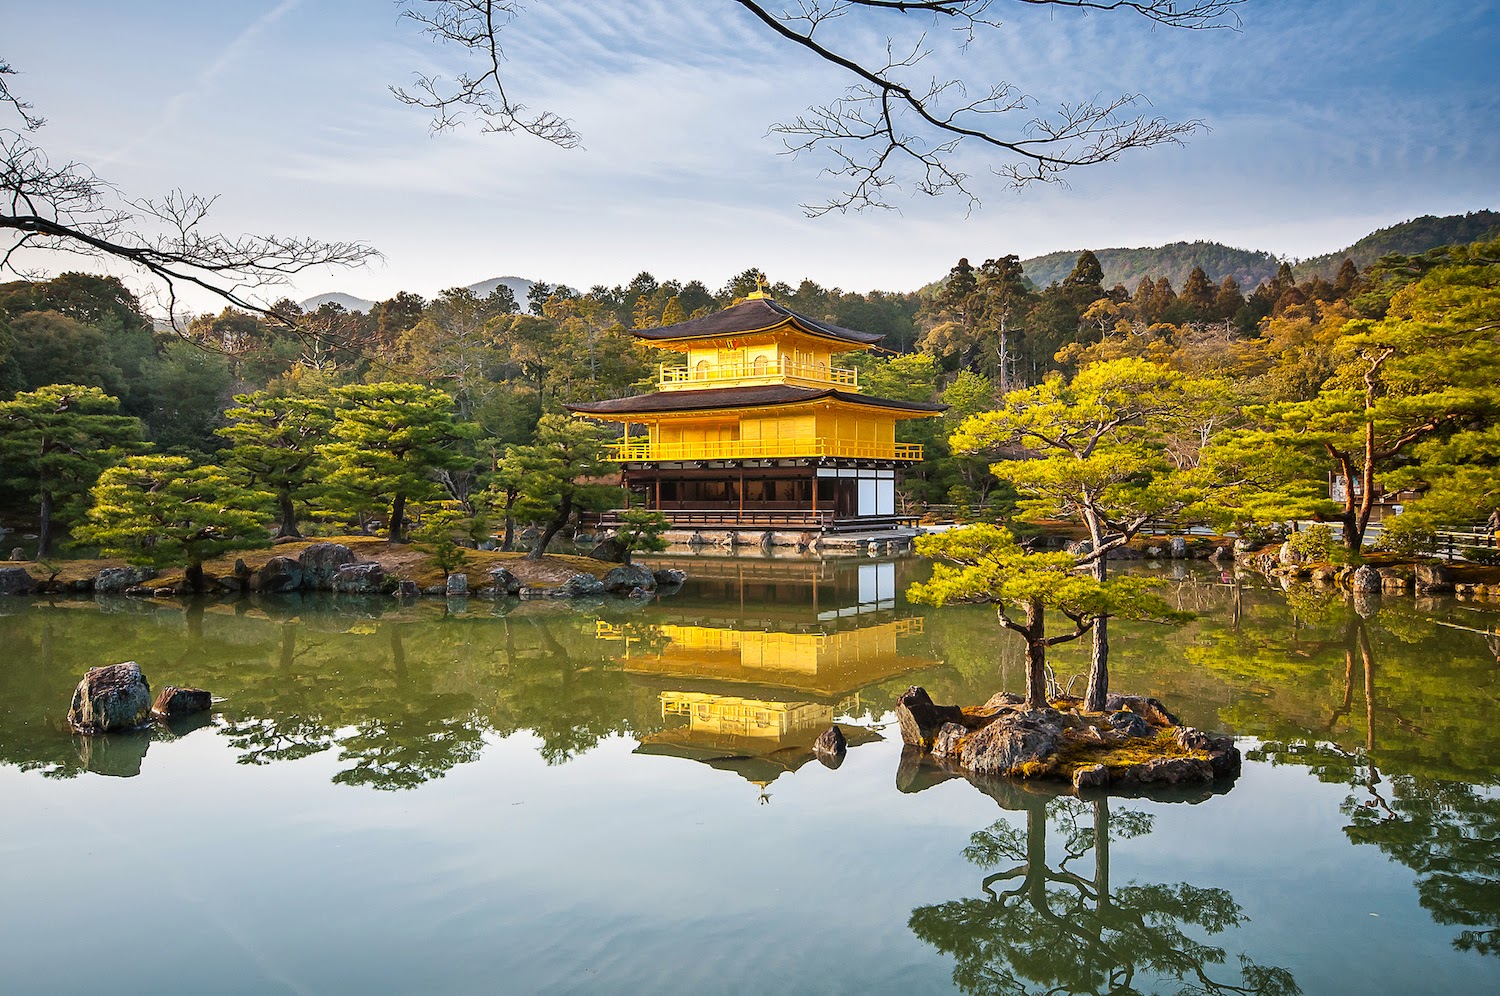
top-left (300, 276), bottom-right (535, 314)
top-left (1017, 209), bottom-right (1497, 292)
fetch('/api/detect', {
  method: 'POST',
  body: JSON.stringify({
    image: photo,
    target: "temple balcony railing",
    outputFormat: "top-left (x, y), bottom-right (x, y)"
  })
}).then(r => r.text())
top-left (658, 361), bottom-right (858, 391)
top-left (608, 439), bottom-right (923, 462)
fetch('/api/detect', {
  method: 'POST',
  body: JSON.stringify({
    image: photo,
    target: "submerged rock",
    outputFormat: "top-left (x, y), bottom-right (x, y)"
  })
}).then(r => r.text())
top-left (814, 725), bottom-right (848, 769)
top-left (152, 685), bottom-right (212, 719)
top-left (68, 662), bottom-right (152, 734)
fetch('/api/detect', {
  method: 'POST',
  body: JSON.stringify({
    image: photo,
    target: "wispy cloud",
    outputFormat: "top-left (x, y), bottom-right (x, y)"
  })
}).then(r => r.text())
top-left (98, 0), bottom-right (303, 168)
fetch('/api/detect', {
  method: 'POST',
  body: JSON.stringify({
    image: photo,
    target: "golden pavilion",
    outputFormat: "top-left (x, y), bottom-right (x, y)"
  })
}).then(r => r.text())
top-left (565, 290), bottom-right (944, 535)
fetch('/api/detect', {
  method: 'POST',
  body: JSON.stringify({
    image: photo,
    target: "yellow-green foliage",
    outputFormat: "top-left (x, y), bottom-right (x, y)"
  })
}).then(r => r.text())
top-left (909, 524), bottom-right (1184, 624)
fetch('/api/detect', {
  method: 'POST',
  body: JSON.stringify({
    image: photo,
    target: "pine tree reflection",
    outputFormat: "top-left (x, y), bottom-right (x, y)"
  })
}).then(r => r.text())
top-left (910, 785), bottom-right (1299, 995)
top-left (1254, 605), bottom-right (1500, 959)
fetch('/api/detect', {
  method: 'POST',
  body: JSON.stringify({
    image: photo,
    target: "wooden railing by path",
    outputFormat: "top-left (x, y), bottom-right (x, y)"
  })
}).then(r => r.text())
top-left (598, 509), bottom-right (921, 532)
top-left (609, 439), bottom-right (923, 462)
top-left (600, 508), bottom-right (835, 530)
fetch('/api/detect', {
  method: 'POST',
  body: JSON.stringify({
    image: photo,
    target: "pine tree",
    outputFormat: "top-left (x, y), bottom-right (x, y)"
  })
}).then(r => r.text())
top-left (218, 387), bottom-right (335, 538)
top-left (0, 384), bottom-right (145, 557)
top-left (76, 455), bottom-right (273, 591)
top-left (319, 382), bottom-right (474, 541)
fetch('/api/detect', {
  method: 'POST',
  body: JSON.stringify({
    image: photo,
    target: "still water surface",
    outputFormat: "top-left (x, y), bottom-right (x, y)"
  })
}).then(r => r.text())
top-left (2, 556), bottom-right (1497, 994)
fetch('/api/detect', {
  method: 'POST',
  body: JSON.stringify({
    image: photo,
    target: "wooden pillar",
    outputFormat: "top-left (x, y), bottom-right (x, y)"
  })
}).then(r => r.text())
top-left (739, 468), bottom-right (745, 520)
top-left (654, 475), bottom-right (661, 511)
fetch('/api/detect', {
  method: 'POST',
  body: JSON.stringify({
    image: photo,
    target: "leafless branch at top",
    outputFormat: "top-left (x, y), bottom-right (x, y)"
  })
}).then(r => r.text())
top-left (1, 63), bottom-right (378, 331)
top-left (392, 0), bottom-right (581, 147)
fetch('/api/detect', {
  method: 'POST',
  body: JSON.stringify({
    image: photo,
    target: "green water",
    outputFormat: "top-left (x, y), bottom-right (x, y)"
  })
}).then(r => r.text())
top-left (1, 557), bottom-right (1497, 994)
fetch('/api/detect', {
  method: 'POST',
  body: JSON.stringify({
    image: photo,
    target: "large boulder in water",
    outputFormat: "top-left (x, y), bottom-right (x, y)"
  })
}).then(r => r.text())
top-left (814, 725), bottom-right (847, 769)
top-left (602, 564), bottom-right (656, 595)
top-left (68, 662), bottom-right (152, 734)
top-left (1415, 562), bottom-right (1454, 593)
top-left (255, 556), bottom-right (303, 594)
top-left (485, 567), bottom-right (521, 596)
top-left (652, 568), bottom-right (687, 589)
top-left (1350, 565), bottom-right (1382, 593)
top-left (895, 686), bottom-right (966, 750)
top-left (94, 566), bottom-right (155, 595)
top-left (299, 542), bottom-right (357, 590)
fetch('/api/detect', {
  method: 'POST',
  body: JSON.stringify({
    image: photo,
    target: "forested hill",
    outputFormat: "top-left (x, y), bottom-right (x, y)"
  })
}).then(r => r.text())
top-left (1018, 210), bottom-right (1497, 291)
top-left (1293, 211), bottom-right (1500, 281)
top-left (1020, 242), bottom-right (1280, 292)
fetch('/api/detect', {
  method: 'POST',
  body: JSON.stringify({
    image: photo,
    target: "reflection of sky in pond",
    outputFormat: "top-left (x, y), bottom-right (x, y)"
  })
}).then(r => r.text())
top-left (1, 559), bottom-right (1497, 993)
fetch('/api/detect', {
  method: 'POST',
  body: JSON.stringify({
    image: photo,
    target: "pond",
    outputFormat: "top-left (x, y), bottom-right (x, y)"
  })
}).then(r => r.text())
top-left (2, 556), bottom-right (1498, 994)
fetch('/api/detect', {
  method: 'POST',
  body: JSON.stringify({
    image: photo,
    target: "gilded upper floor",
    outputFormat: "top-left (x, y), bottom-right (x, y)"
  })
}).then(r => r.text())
top-left (634, 295), bottom-right (880, 392)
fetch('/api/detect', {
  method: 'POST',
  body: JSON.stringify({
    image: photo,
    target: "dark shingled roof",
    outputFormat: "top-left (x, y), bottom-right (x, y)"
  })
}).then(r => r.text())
top-left (631, 298), bottom-right (885, 346)
top-left (565, 384), bottom-right (946, 416)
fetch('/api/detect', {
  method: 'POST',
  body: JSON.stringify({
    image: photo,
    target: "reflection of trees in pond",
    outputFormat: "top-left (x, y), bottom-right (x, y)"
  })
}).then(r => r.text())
top-left (1346, 773), bottom-right (1500, 958)
top-left (0, 602), bottom-right (665, 787)
top-left (1246, 606), bottom-right (1500, 960)
top-left (911, 789), bottom-right (1299, 995)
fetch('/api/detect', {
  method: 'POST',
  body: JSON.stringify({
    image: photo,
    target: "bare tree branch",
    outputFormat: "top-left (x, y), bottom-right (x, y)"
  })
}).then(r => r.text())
top-left (0, 61), bottom-right (378, 331)
top-left (395, 1), bottom-right (1240, 214)
top-left (392, 0), bottom-right (581, 147)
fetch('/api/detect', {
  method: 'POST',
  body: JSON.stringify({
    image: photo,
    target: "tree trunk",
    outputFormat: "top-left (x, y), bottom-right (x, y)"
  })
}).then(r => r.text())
top-left (278, 491), bottom-right (301, 539)
top-left (1024, 595), bottom-right (1049, 710)
top-left (529, 494), bottom-right (572, 559)
top-left (501, 490), bottom-right (517, 552)
top-left (36, 488), bottom-right (53, 559)
top-left (1086, 616), bottom-right (1109, 712)
top-left (388, 493), bottom-right (407, 542)
top-left (185, 561), bottom-right (206, 594)
top-left (1083, 511), bottom-right (1110, 712)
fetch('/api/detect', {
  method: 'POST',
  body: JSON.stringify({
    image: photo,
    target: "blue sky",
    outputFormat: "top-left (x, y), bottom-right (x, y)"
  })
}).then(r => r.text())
top-left (5, 0), bottom-right (1498, 311)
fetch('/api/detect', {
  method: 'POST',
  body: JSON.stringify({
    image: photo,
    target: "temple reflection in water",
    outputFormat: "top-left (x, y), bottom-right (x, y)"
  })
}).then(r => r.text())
top-left (597, 557), bottom-right (938, 794)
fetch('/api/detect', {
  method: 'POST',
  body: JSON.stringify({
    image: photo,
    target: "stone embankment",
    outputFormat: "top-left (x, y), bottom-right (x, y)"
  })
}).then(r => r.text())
top-left (1243, 541), bottom-right (1500, 599)
top-left (0, 541), bottom-right (687, 601)
top-left (895, 686), bottom-right (1240, 793)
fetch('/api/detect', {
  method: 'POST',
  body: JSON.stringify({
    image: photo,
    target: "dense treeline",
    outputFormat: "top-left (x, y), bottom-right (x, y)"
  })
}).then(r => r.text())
top-left (1, 235), bottom-right (1496, 567)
